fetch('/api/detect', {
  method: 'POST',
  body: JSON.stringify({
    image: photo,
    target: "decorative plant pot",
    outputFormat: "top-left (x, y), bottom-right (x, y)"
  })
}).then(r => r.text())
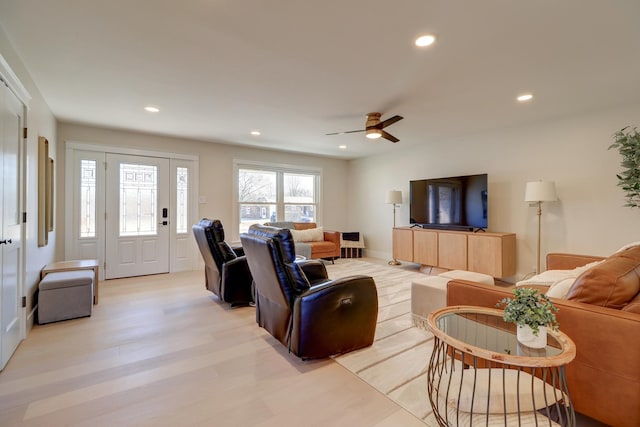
top-left (517, 325), bottom-right (547, 348)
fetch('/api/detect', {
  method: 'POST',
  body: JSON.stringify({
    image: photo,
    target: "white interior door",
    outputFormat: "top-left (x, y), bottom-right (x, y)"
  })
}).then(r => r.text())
top-left (105, 154), bottom-right (170, 279)
top-left (0, 83), bottom-right (23, 370)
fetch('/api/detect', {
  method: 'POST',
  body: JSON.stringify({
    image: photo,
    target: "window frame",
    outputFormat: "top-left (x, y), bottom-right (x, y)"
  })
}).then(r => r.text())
top-left (233, 160), bottom-right (322, 240)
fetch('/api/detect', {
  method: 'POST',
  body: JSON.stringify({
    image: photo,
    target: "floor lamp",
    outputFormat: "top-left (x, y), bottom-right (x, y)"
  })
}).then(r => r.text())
top-left (525, 181), bottom-right (557, 274)
top-left (386, 190), bottom-right (402, 266)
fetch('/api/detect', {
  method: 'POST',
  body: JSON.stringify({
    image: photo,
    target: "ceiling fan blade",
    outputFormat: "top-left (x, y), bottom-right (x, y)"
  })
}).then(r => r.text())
top-left (325, 129), bottom-right (365, 136)
top-left (380, 130), bottom-right (399, 143)
top-left (379, 115), bottom-right (403, 129)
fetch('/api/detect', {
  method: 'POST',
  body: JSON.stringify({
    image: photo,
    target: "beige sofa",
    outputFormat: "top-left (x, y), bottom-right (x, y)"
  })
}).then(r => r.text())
top-left (446, 249), bottom-right (640, 427)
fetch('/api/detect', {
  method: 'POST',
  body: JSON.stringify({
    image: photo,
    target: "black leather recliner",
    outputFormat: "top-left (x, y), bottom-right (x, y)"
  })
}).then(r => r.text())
top-left (240, 224), bottom-right (378, 359)
top-left (192, 219), bottom-right (254, 306)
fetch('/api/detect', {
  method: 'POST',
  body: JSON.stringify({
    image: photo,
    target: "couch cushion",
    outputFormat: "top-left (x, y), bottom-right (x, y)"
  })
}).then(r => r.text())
top-left (265, 221), bottom-right (295, 229)
top-left (40, 270), bottom-right (94, 291)
top-left (306, 241), bottom-right (336, 251)
top-left (293, 222), bottom-right (317, 230)
top-left (566, 246), bottom-right (640, 309)
top-left (622, 291), bottom-right (640, 314)
top-left (545, 277), bottom-right (576, 299)
top-left (438, 270), bottom-right (495, 286)
top-left (290, 227), bottom-right (324, 242)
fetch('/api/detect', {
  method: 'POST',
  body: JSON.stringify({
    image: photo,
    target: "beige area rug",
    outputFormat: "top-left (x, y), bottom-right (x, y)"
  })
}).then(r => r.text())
top-left (325, 259), bottom-right (436, 425)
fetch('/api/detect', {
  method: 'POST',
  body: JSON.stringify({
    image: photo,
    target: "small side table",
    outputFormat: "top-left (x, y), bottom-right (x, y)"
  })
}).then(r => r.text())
top-left (426, 306), bottom-right (577, 426)
top-left (340, 232), bottom-right (364, 258)
top-left (41, 259), bottom-right (100, 305)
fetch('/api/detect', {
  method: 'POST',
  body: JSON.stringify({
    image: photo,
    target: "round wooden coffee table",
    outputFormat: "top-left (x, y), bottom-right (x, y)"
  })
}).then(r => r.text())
top-left (426, 306), bottom-right (577, 427)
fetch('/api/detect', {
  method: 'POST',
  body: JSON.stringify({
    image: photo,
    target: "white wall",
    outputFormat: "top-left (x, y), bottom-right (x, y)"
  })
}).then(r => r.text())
top-left (0, 27), bottom-right (57, 326)
top-left (348, 102), bottom-right (640, 280)
top-left (56, 123), bottom-right (350, 251)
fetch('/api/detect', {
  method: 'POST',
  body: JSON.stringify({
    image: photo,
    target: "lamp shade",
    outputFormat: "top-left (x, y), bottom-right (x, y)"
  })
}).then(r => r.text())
top-left (524, 181), bottom-right (557, 202)
top-left (386, 190), bottom-right (402, 204)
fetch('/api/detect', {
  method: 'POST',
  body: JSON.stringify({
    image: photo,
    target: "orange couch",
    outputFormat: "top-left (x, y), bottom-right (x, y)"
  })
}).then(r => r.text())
top-left (446, 250), bottom-right (640, 427)
top-left (291, 222), bottom-right (341, 260)
top-left (265, 222), bottom-right (341, 261)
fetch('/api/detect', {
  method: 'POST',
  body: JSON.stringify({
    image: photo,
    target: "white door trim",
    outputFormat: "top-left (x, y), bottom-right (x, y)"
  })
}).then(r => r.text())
top-left (65, 142), bottom-right (200, 279)
top-left (0, 55), bottom-right (31, 107)
top-left (66, 141), bottom-right (198, 161)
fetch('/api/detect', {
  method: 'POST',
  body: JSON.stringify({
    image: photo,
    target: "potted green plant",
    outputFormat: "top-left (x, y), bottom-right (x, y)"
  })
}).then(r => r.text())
top-left (609, 126), bottom-right (640, 208)
top-left (496, 287), bottom-right (559, 348)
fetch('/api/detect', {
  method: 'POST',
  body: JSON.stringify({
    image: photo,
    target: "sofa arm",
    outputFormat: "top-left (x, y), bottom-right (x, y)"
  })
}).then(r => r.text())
top-left (293, 275), bottom-right (378, 358)
top-left (323, 230), bottom-right (340, 248)
top-left (546, 253), bottom-right (605, 270)
top-left (221, 256), bottom-right (254, 305)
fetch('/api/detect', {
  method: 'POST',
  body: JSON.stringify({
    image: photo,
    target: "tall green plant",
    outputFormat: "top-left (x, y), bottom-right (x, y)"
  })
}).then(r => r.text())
top-left (609, 126), bottom-right (640, 208)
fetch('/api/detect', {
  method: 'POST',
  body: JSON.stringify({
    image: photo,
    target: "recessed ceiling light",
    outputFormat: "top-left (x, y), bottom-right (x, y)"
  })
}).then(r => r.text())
top-left (144, 106), bottom-right (160, 113)
top-left (250, 131), bottom-right (261, 136)
top-left (517, 93), bottom-right (534, 102)
top-left (415, 34), bottom-right (436, 47)
top-left (339, 145), bottom-right (347, 150)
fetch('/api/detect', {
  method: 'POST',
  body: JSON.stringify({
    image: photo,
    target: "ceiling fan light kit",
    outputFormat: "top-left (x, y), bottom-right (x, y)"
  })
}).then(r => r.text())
top-left (366, 129), bottom-right (382, 139)
top-left (326, 112), bottom-right (404, 143)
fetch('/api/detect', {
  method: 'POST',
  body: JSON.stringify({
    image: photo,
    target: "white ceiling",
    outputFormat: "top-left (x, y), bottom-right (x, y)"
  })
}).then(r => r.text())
top-left (1, 1), bottom-right (639, 159)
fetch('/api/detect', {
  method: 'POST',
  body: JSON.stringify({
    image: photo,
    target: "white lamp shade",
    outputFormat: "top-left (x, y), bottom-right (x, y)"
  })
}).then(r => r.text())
top-left (525, 181), bottom-right (557, 202)
top-left (386, 190), bottom-right (402, 204)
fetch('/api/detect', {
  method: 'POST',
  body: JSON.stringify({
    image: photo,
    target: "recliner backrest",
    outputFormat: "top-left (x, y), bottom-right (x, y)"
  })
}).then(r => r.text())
top-left (195, 220), bottom-right (235, 268)
top-left (192, 218), bottom-right (240, 294)
top-left (243, 224), bottom-right (308, 306)
top-left (192, 219), bottom-right (222, 295)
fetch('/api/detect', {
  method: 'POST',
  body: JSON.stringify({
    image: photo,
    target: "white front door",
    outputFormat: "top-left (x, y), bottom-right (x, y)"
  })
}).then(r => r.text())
top-left (105, 154), bottom-right (170, 279)
top-left (0, 83), bottom-right (23, 370)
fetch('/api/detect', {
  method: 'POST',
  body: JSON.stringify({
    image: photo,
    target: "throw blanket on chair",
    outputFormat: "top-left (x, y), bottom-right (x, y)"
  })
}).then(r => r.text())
top-left (294, 242), bottom-right (312, 259)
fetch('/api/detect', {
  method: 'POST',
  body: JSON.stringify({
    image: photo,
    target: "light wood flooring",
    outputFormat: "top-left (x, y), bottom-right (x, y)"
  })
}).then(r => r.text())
top-left (0, 267), bottom-right (426, 427)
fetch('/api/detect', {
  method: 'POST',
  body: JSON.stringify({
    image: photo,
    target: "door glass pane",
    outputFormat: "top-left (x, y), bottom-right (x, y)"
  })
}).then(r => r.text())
top-left (238, 169), bottom-right (276, 202)
top-left (120, 163), bottom-right (157, 236)
top-left (80, 160), bottom-right (96, 238)
top-left (176, 167), bottom-right (188, 234)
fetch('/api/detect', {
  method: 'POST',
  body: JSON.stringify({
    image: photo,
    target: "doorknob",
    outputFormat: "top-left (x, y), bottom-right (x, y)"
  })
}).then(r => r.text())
top-left (0, 239), bottom-right (11, 245)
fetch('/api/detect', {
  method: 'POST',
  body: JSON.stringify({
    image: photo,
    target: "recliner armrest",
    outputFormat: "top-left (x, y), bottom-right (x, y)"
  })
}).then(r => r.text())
top-left (297, 259), bottom-right (328, 284)
top-left (220, 256), bottom-right (254, 305)
top-left (300, 275), bottom-right (377, 314)
top-left (293, 275), bottom-right (378, 358)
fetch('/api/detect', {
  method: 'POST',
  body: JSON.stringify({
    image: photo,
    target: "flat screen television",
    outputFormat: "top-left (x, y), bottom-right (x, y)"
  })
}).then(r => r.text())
top-left (410, 174), bottom-right (488, 231)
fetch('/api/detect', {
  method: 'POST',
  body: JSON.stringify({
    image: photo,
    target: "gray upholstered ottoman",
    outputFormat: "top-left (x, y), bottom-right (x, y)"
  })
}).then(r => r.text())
top-left (38, 270), bottom-right (94, 324)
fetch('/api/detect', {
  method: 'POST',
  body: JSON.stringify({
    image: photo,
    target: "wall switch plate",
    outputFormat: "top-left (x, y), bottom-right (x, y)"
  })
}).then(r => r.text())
top-left (198, 196), bottom-right (207, 204)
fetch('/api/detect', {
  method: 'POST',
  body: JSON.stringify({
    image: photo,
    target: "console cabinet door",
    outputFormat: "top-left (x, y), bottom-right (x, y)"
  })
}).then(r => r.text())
top-left (413, 229), bottom-right (438, 266)
top-left (438, 232), bottom-right (467, 270)
top-left (393, 228), bottom-right (413, 262)
top-left (468, 234), bottom-right (516, 277)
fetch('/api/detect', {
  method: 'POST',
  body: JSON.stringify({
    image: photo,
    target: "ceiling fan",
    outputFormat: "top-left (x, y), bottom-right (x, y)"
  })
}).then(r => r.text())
top-left (326, 112), bottom-right (404, 143)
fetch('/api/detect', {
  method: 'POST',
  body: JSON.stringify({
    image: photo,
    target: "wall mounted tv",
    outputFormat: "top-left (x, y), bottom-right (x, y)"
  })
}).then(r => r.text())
top-left (409, 173), bottom-right (488, 231)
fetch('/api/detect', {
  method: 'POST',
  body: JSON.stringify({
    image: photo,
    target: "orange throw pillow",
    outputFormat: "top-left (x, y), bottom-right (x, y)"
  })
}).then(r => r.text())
top-left (566, 246), bottom-right (640, 309)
